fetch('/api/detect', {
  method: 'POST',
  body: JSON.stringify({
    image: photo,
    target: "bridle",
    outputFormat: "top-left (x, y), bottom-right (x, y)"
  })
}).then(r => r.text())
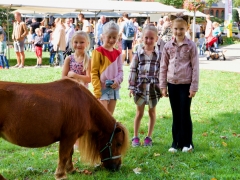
top-left (100, 123), bottom-right (122, 162)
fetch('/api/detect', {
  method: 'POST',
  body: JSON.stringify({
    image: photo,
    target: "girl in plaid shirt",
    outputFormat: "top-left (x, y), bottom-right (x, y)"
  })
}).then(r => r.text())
top-left (129, 24), bottom-right (161, 147)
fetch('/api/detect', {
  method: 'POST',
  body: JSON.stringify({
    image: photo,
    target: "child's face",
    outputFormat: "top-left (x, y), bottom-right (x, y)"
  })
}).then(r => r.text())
top-left (72, 35), bottom-right (89, 54)
top-left (172, 21), bottom-right (187, 39)
top-left (142, 30), bottom-right (157, 48)
top-left (102, 29), bottom-right (118, 49)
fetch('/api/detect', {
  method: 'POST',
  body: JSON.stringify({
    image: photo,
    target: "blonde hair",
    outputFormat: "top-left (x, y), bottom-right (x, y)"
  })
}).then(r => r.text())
top-left (71, 31), bottom-right (90, 71)
top-left (35, 28), bottom-right (41, 35)
top-left (200, 33), bottom-right (205, 38)
top-left (55, 18), bottom-right (65, 28)
top-left (212, 22), bottom-right (219, 28)
top-left (142, 24), bottom-right (158, 36)
top-left (102, 21), bottom-right (119, 34)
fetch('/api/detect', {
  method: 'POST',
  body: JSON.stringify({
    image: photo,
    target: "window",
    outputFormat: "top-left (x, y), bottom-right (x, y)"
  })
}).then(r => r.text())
top-left (221, 10), bottom-right (224, 19)
top-left (210, 10), bottom-right (214, 16)
top-left (216, 10), bottom-right (219, 18)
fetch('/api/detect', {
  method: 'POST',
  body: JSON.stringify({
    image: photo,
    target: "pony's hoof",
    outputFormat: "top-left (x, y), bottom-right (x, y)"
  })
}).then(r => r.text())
top-left (67, 167), bottom-right (76, 174)
top-left (55, 173), bottom-right (67, 180)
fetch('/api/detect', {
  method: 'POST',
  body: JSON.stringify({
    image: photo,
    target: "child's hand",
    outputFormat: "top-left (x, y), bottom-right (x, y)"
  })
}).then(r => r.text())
top-left (110, 80), bottom-right (118, 89)
top-left (129, 90), bottom-right (134, 98)
top-left (161, 88), bottom-right (168, 97)
top-left (189, 90), bottom-right (196, 98)
top-left (67, 71), bottom-right (75, 78)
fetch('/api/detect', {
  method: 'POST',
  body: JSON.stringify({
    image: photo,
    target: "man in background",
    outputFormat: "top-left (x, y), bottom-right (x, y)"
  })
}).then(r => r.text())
top-left (12, 12), bottom-right (28, 68)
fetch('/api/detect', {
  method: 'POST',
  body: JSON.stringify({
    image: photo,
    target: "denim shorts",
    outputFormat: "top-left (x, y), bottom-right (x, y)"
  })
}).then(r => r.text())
top-left (100, 89), bottom-right (120, 101)
top-left (122, 39), bottom-right (133, 50)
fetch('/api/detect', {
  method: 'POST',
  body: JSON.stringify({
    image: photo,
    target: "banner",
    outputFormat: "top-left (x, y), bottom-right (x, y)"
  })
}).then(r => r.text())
top-left (225, 0), bottom-right (232, 21)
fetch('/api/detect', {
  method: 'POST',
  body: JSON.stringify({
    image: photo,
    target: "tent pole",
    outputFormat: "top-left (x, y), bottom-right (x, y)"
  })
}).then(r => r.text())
top-left (7, 4), bottom-right (12, 61)
top-left (192, 10), bottom-right (196, 42)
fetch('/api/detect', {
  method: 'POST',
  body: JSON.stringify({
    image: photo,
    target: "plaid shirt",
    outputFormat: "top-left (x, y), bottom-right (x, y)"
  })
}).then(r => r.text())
top-left (128, 46), bottom-right (161, 108)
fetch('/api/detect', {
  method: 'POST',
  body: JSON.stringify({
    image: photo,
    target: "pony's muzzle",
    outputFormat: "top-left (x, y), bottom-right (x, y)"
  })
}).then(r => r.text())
top-left (105, 163), bottom-right (121, 171)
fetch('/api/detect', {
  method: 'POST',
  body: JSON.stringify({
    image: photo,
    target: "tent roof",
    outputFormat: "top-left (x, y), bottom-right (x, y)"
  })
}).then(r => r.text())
top-left (0, 0), bottom-right (183, 14)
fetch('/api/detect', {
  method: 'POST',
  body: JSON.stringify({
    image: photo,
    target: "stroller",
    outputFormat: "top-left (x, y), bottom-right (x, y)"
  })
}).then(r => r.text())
top-left (206, 36), bottom-right (226, 60)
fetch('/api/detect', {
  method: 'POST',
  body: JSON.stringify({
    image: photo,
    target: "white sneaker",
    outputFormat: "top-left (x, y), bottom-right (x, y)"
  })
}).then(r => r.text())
top-left (168, 147), bottom-right (177, 153)
top-left (182, 145), bottom-right (193, 152)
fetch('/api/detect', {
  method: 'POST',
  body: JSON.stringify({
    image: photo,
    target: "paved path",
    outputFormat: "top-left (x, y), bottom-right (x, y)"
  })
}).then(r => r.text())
top-left (199, 43), bottom-right (240, 73)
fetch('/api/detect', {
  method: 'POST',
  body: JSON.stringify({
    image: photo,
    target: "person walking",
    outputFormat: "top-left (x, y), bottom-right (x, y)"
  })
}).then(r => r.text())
top-left (120, 12), bottom-right (136, 65)
top-left (205, 14), bottom-right (213, 60)
top-left (52, 18), bottom-right (66, 67)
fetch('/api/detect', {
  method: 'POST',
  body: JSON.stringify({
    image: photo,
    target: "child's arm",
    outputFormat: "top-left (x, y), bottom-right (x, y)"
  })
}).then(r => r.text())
top-left (112, 54), bottom-right (123, 89)
top-left (159, 46), bottom-right (170, 97)
top-left (91, 50), bottom-right (102, 99)
top-left (68, 59), bottom-right (91, 84)
top-left (128, 53), bottom-right (139, 91)
top-left (62, 56), bottom-right (71, 79)
top-left (189, 42), bottom-right (199, 97)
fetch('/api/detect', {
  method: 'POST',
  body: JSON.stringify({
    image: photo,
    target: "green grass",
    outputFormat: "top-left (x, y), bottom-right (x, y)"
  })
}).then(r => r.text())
top-left (0, 57), bottom-right (240, 179)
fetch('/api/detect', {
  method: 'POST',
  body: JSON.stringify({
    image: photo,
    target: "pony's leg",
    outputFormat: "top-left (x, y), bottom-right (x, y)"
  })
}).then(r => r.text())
top-left (66, 147), bottom-right (76, 173)
top-left (54, 139), bottom-right (75, 180)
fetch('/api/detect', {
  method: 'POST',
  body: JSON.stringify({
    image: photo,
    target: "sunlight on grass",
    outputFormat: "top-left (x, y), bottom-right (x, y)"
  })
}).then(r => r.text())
top-left (0, 65), bottom-right (240, 179)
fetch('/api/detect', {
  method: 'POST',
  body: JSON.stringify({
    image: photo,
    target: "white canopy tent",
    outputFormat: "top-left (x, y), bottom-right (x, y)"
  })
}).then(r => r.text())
top-left (0, 0), bottom-right (184, 59)
top-left (0, 0), bottom-right (183, 14)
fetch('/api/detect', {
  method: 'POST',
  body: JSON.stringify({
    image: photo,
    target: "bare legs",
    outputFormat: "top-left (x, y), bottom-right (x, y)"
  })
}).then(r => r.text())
top-left (101, 100), bottom-right (117, 115)
top-left (133, 103), bottom-right (156, 138)
top-left (16, 51), bottom-right (25, 66)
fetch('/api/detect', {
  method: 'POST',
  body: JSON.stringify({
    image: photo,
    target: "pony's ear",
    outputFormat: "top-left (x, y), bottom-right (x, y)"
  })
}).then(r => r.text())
top-left (115, 127), bottom-right (122, 134)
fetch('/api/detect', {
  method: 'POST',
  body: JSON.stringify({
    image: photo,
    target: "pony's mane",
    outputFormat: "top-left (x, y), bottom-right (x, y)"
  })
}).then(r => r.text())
top-left (78, 122), bottom-right (129, 165)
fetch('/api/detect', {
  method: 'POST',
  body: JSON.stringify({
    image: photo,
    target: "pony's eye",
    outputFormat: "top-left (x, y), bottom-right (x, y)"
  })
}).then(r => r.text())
top-left (116, 143), bottom-right (122, 147)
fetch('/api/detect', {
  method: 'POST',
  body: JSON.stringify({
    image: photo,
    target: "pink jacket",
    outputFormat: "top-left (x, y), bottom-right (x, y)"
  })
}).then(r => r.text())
top-left (159, 37), bottom-right (199, 92)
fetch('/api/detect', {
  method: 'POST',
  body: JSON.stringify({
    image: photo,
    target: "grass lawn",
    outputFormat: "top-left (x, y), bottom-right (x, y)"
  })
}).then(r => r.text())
top-left (0, 51), bottom-right (240, 180)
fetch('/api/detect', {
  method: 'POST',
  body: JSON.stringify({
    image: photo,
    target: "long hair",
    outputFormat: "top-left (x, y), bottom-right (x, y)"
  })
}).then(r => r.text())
top-left (78, 122), bottom-right (129, 165)
top-left (71, 31), bottom-right (90, 71)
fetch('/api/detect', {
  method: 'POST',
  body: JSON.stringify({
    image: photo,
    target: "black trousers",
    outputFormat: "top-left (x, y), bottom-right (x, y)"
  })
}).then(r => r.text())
top-left (168, 83), bottom-right (193, 149)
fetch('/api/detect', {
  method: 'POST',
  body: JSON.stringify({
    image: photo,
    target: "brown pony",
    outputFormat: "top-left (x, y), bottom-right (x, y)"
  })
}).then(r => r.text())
top-left (0, 79), bottom-right (129, 180)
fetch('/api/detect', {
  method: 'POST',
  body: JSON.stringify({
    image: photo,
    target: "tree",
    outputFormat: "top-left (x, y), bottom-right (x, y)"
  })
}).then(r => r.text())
top-left (0, 8), bottom-right (14, 41)
top-left (155, 0), bottom-right (219, 10)
top-left (155, 0), bottom-right (183, 9)
top-left (233, 0), bottom-right (240, 7)
top-left (232, 9), bottom-right (240, 22)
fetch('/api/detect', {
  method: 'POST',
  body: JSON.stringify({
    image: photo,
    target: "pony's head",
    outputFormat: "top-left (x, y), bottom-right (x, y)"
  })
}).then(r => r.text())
top-left (78, 122), bottom-right (129, 171)
top-left (99, 122), bottom-right (129, 171)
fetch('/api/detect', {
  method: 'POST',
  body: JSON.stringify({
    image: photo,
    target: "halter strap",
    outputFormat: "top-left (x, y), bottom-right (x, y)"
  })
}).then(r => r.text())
top-left (100, 123), bottom-right (122, 162)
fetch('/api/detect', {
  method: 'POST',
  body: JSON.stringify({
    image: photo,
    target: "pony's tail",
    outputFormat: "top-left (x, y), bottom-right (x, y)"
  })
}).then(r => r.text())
top-left (77, 131), bottom-right (100, 165)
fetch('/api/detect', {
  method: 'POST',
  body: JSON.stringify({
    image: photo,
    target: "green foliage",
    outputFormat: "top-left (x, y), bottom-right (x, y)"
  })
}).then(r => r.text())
top-left (155, 0), bottom-right (183, 8)
top-left (205, 0), bottom-right (219, 8)
top-left (233, 0), bottom-right (240, 7)
top-left (0, 8), bottom-right (14, 41)
top-left (232, 9), bottom-right (240, 22)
